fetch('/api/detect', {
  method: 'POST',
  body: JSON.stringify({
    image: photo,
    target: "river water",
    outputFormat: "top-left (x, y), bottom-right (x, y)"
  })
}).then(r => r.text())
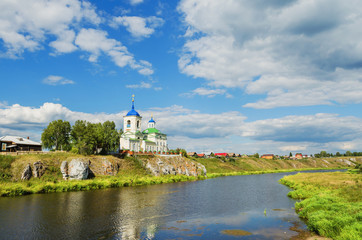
top-left (0, 170), bottom-right (338, 239)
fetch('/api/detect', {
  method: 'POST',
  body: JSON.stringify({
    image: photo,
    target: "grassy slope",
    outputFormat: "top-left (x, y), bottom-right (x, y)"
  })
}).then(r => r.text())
top-left (280, 172), bottom-right (362, 240)
top-left (0, 153), bottom-right (359, 197)
top-left (193, 156), bottom-right (356, 174)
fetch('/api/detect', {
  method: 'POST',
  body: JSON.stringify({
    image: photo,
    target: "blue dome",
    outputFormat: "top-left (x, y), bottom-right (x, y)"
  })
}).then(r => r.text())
top-left (149, 118), bottom-right (155, 123)
top-left (126, 108), bottom-right (140, 116)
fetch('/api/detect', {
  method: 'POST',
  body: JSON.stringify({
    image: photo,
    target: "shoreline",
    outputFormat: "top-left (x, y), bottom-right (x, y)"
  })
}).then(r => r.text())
top-left (280, 171), bottom-right (361, 239)
top-left (0, 167), bottom-right (346, 197)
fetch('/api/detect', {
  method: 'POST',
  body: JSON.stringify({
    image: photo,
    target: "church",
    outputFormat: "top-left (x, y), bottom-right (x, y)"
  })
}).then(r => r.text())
top-left (120, 96), bottom-right (168, 152)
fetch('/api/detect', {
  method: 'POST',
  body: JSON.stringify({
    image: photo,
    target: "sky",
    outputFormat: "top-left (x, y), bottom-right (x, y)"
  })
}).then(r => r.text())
top-left (1, 0), bottom-right (362, 155)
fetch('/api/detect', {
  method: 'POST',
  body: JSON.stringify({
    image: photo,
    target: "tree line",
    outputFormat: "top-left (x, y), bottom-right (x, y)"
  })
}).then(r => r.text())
top-left (41, 119), bottom-right (122, 155)
top-left (314, 150), bottom-right (362, 158)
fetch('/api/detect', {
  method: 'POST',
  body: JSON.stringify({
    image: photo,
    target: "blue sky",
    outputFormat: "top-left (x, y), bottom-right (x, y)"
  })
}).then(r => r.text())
top-left (1, 0), bottom-right (362, 155)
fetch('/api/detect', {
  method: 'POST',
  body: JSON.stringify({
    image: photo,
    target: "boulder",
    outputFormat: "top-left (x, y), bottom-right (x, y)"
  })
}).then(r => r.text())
top-left (60, 161), bottom-right (69, 180)
top-left (33, 161), bottom-right (46, 178)
top-left (68, 159), bottom-right (89, 180)
top-left (102, 160), bottom-right (118, 175)
top-left (21, 164), bottom-right (32, 180)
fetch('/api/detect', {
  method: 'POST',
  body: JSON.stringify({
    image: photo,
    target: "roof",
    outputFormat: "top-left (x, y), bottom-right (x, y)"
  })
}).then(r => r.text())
top-left (0, 136), bottom-right (41, 146)
top-left (262, 154), bottom-right (274, 156)
top-left (126, 100), bottom-right (140, 117)
top-left (143, 128), bottom-right (160, 134)
top-left (126, 108), bottom-right (140, 117)
top-left (215, 153), bottom-right (228, 156)
top-left (197, 153), bottom-right (205, 157)
top-left (148, 117), bottom-right (155, 123)
top-left (187, 152), bottom-right (197, 155)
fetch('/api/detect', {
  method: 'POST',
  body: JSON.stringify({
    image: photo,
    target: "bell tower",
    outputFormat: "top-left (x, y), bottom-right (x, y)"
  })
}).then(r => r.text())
top-left (123, 95), bottom-right (142, 134)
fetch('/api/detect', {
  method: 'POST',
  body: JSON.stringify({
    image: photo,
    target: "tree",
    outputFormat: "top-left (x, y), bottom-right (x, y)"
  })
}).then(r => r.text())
top-left (254, 153), bottom-right (259, 158)
top-left (41, 120), bottom-right (71, 150)
top-left (289, 152), bottom-right (292, 157)
top-left (71, 120), bottom-right (120, 155)
top-left (336, 152), bottom-right (341, 157)
top-left (346, 151), bottom-right (352, 156)
top-left (99, 121), bottom-right (120, 154)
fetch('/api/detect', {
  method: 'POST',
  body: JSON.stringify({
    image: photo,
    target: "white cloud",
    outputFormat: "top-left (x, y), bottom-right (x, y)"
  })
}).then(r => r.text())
top-left (111, 16), bottom-right (164, 38)
top-left (182, 87), bottom-right (232, 98)
top-left (1, 103), bottom-right (362, 154)
top-left (0, 0), bottom-right (100, 57)
top-left (43, 75), bottom-right (75, 86)
top-left (129, 0), bottom-right (144, 6)
top-left (75, 28), bottom-right (153, 75)
top-left (0, 1), bottom-right (153, 76)
top-left (178, 0), bottom-right (362, 108)
top-left (126, 81), bottom-right (152, 89)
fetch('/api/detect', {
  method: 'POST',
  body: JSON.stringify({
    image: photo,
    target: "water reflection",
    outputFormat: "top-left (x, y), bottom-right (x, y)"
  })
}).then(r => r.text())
top-left (0, 170), bottom-right (342, 239)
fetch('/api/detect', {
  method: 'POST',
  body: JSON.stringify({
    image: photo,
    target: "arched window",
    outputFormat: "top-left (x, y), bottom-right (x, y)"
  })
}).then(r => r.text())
top-left (127, 120), bottom-right (131, 128)
top-left (137, 120), bottom-right (140, 128)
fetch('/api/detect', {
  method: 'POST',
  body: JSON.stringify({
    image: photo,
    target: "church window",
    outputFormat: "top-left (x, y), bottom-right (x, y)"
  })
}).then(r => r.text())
top-left (127, 120), bottom-right (131, 128)
top-left (137, 120), bottom-right (140, 128)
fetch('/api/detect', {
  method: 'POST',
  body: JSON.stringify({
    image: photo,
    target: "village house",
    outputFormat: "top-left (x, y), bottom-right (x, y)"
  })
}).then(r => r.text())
top-left (0, 136), bottom-right (42, 152)
top-left (187, 152), bottom-right (197, 157)
top-left (261, 154), bottom-right (274, 159)
top-left (215, 153), bottom-right (228, 158)
top-left (295, 153), bottom-right (303, 159)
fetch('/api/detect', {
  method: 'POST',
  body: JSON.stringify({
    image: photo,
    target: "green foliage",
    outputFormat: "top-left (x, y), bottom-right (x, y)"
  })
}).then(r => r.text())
top-left (0, 155), bottom-right (15, 181)
top-left (281, 173), bottom-right (362, 240)
top-left (41, 119), bottom-right (71, 151)
top-left (71, 120), bottom-right (120, 155)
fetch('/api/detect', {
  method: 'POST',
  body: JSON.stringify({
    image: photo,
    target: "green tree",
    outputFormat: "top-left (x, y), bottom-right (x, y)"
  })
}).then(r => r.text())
top-left (71, 120), bottom-right (120, 155)
top-left (289, 152), bottom-right (292, 157)
top-left (254, 153), bottom-right (259, 158)
top-left (346, 151), bottom-right (352, 156)
top-left (41, 120), bottom-right (71, 151)
top-left (99, 121), bottom-right (120, 154)
top-left (336, 152), bottom-right (341, 157)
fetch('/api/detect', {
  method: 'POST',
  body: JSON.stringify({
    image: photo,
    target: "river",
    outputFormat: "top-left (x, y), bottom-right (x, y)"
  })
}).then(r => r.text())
top-left (0, 170), bottom-right (340, 239)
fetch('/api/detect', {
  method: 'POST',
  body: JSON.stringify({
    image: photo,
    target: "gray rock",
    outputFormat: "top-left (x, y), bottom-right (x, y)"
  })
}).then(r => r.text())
top-left (33, 161), bottom-right (45, 178)
top-left (68, 159), bottom-right (89, 180)
top-left (60, 161), bottom-right (69, 180)
top-left (21, 164), bottom-right (32, 180)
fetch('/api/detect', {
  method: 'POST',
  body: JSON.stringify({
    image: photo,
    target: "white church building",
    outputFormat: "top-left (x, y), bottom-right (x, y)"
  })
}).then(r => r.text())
top-left (120, 96), bottom-right (168, 152)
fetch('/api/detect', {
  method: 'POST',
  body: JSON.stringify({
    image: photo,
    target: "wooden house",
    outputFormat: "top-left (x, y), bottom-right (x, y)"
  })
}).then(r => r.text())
top-left (0, 136), bottom-right (42, 152)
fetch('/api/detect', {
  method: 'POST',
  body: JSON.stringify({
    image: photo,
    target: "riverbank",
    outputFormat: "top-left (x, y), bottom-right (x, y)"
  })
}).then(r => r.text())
top-left (280, 172), bottom-right (362, 240)
top-left (0, 152), bottom-right (359, 197)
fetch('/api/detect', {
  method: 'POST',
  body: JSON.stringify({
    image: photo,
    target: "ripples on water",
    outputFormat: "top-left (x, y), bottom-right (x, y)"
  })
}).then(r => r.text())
top-left (0, 170), bottom-right (341, 239)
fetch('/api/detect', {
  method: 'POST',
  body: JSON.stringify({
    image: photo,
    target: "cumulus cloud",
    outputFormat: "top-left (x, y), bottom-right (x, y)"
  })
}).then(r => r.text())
top-left (0, 0), bottom-right (153, 76)
top-left (178, 0), bottom-right (362, 108)
top-left (43, 75), bottom-right (75, 86)
top-left (0, 0), bottom-right (100, 57)
top-left (1, 103), bottom-right (362, 153)
top-left (75, 28), bottom-right (153, 75)
top-left (111, 16), bottom-right (164, 38)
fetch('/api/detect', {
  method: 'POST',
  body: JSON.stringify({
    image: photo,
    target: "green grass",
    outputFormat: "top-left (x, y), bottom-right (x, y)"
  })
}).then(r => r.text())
top-left (0, 155), bottom-right (16, 181)
top-left (0, 174), bottom-right (205, 197)
top-left (280, 172), bottom-right (362, 240)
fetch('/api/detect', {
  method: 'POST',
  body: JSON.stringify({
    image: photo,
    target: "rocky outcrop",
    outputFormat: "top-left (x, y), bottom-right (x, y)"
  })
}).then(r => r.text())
top-left (33, 161), bottom-right (46, 178)
top-left (68, 159), bottom-right (90, 180)
top-left (60, 159), bottom-right (90, 180)
top-left (60, 161), bottom-right (69, 180)
top-left (21, 164), bottom-right (32, 180)
top-left (143, 156), bottom-right (207, 177)
top-left (101, 159), bottom-right (118, 175)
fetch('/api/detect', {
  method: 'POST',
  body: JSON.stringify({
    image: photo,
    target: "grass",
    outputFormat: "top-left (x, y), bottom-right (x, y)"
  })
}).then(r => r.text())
top-left (0, 174), bottom-right (205, 197)
top-left (0, 155), bottom-right (16, 181)
top-left (0, 152), bottom-right (357, 197)
top-left (280, 172), bottom-right (362, 240)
